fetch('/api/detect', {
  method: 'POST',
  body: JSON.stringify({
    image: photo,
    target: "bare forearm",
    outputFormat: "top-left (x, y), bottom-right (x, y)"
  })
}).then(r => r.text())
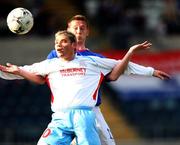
top-left (18, 68), bottom-right (45, 84)
top-left (0, 63), bottom-right (45, 84)
top-left (106, 41), bottom-right (152, 81)
top-left (107, 51), bottom-right (133, 81)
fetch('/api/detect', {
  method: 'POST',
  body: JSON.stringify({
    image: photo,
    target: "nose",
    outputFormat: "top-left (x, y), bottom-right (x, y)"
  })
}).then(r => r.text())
top-left (76, 27), bottom-right (81, 33)
top-left (56, 43), bottom-right (63, 50)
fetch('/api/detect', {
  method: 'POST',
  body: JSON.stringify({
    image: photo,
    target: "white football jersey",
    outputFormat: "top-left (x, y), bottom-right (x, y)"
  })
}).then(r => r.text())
top-left (21, 55), bottom-right (117, 112)
top-left (0, 55), bottom-right (154, 112)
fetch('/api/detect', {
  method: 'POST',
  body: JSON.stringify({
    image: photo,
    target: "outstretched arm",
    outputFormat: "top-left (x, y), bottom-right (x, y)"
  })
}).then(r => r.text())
top-left (0, 63), bottom-right (45, 84)
top-left (153, 69), bottom-right (170, 80)
top-left (107, 41), bottom-right (152, 81)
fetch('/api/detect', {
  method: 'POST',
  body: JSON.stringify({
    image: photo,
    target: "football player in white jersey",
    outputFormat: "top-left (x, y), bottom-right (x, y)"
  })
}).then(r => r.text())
top-left (0, 30), bottom-right (153, 145)
top-left (46, 15), bottom-right (170, 145)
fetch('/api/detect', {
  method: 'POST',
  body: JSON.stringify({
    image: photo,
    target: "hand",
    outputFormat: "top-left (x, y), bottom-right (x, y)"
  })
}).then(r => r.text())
top-left (0, 63), bottom-right (20, 75)
top-left (153, 70), bottom-right (171, 80)
top-left (129, 41), bottom-right (152, 53)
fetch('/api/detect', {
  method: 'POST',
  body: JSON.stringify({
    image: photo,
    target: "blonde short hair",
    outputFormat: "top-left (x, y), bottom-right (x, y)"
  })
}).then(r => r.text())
top-left (55, 30), bottom-right (76, 43)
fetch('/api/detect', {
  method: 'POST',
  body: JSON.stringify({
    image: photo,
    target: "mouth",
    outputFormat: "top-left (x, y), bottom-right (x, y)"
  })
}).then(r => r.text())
top-left (76, 35), bottom-right (82, 38)
top-left (56, 48), bottom-right (64, 54)
top-left (58, 50), bottom-right (64, 54)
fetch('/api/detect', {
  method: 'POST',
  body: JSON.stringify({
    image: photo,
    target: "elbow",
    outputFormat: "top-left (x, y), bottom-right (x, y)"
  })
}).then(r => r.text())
top-left (110, 77), bottom-right (119, 81)
top-left (31, 80), bottom-right (45, 85)
top-left (106, 75), bottom-right (119, 81)
top-left (37, 81), bottom-right (45, 85)
top-left (35, 79), bottom-right (46, 85)
top-left (32, 76), bottom-right (46, 85)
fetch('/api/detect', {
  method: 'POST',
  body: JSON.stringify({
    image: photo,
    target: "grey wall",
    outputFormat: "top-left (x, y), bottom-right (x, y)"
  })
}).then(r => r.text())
top-left (0, 36), bottom-right (54, 65)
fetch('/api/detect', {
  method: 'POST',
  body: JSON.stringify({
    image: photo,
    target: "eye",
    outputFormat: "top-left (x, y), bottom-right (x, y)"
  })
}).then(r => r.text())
top-left (61, 39), bottom-right (67, 43)
top-left (55, 42), bottom-right (59, 46)
top-left (73, 27), bottom-right (78, 30)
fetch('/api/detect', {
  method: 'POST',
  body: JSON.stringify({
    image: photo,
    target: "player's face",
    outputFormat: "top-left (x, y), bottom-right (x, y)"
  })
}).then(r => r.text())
top-left (67, 20), bottom-right (89, 43)
top-left (55, 34), bottom-right (76, 60)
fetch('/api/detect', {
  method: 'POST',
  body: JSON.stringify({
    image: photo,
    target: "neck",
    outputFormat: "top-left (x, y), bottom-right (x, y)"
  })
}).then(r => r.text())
top-left (59, 54), bottom-right (75, 62)
top-left (76, 42), bottom-right (88, 51)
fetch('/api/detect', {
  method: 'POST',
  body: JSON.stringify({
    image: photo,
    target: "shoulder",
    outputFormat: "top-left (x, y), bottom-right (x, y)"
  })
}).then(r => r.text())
top-left (79, 55), bottom-right (107, 64)
top-left (76, 55), bottom-right (97, 63)
top-left (41, 58), bottom-right (59, 65)
top-left (77, 50), bottom-right (105, 58)
top-left (47, 50), bottom-right (57, 59)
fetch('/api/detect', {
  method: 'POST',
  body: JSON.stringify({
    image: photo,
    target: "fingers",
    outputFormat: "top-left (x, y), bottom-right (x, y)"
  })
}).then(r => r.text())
top-left (0, 65), bottom-right (8, 72)
top-left (156, 70), bottom-right (171, 80)
top-left (6, 63), bottom-right (13, 67)
top-left (142, 41), bottom-right (152, 48)
top-left (135, 41), bottom-right (152, 50)
top-left (141, 41), bottom-right (148, 45)
top-left (0, 65), bottom-right (4, 71)
top-left (160, 72), bottom-right (171, 79)
top-left (157, 74), bottom-right (164, 80)
top-left (131, 41), bottom-right (152, 52)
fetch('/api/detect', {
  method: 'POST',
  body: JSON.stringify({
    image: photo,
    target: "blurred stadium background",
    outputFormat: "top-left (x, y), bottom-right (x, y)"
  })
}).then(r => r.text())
top-left (1, 0), bottom-right (180, 145)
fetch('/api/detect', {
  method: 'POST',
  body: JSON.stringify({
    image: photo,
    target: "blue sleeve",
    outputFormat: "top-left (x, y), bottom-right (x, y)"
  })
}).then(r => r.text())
top-left (91, 52), bottom-right (105, 58)
top-left (77, 50), bottom-right (106, 58)
top-left (47, 50), bottom-right (58, 59)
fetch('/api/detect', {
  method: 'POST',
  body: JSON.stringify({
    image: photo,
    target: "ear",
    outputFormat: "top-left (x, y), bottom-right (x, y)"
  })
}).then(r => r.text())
top-left (72, 42), bottom-right (77, 50)
top-left (67, 23), bottom-right (70, 31)
top-left (67, 27), bottom-right (70, 31)
top-left (86, 28), bottom-right (89, 36)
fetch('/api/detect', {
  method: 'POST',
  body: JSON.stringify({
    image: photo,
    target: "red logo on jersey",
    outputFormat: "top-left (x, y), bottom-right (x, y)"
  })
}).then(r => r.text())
top-left (60, 68), bottom-right (86, 76)
top-left (42, 128), bottom-right (51, 138)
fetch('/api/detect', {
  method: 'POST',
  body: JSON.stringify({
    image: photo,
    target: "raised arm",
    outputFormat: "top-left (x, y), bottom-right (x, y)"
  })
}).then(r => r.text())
top-left (0, 63), bottom-right (45, 84)
top-left (106, 41), bottom-right (170, 81)
top-left (107, 41), bottom-right (153, 81)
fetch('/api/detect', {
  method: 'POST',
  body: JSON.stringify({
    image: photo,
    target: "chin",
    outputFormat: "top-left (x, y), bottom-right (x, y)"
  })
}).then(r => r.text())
top-left (77, 37), bottom-right (82, 41)
top-left (57, 54), bottom-right (62, 58)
